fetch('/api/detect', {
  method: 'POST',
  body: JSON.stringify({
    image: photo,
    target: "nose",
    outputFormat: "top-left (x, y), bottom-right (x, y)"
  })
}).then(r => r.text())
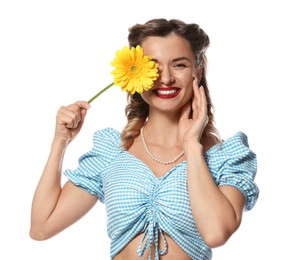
top-left (158, 66), bottom-right (175, 85)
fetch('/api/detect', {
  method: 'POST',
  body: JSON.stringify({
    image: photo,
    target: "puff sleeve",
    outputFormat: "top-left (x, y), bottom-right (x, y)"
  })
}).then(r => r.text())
top-left (64, 127), bottom-right (122, 203)
top-left (205, 131), bottom-right (259, 211)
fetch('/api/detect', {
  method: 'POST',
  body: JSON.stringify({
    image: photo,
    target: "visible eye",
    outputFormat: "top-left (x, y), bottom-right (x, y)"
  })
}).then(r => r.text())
top-left (173, 63), bottom-right (187, 69)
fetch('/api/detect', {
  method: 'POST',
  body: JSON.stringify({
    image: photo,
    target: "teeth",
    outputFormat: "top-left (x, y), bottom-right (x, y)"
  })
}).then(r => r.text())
top-left (156, 89), bottom-right (177, 95)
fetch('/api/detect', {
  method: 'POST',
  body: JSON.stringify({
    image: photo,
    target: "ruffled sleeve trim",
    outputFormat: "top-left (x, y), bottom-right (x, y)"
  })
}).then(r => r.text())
top-left (205, 131), bottom-right (259, 211)
top-left (64, 127), bottom-right (122, 203)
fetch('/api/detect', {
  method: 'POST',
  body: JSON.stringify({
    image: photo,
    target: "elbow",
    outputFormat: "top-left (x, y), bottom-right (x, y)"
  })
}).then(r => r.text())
top-left (203, 222), bottom-right (241, 248)
top-left (29, 230), bottom-right (46, 241)
top-left (29, 225), bottom-right (52, 241)
top-left (203, 230), bottom-right (232, 248)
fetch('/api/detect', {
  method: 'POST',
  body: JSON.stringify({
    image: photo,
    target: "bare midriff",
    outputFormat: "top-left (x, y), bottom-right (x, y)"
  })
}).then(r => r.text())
top-left (114, 232), bottom-right (192, 260)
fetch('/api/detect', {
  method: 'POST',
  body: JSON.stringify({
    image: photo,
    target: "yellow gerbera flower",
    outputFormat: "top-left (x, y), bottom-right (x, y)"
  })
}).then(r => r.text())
top-left (88, 45), bottom-right (158, 104)
top-left (111, 45), bottom-right (159, 94)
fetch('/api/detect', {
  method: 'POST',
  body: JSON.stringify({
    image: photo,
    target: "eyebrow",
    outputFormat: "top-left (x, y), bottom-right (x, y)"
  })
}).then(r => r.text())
top-left (173, 57), bottom-right (193, 63)
top-left (152, 57), bottom-right (193, 63)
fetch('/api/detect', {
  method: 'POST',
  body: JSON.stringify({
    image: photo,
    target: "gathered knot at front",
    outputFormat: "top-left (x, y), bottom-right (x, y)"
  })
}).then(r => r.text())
top-left (137, 221), bottom-right (167, 260)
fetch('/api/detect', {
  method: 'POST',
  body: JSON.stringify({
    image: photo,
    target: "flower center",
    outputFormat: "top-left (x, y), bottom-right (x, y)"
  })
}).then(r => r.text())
top-left (130, 65), bottom-right (138, 73)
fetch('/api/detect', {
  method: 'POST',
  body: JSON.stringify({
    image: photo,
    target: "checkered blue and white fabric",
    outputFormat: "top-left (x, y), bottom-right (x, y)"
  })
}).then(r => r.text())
top-left (64, 127), bottom-right (259, 260)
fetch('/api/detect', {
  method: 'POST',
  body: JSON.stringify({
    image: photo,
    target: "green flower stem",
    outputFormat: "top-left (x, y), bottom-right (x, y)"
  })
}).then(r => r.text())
top-left (88, 82), bottom-right (114, 104)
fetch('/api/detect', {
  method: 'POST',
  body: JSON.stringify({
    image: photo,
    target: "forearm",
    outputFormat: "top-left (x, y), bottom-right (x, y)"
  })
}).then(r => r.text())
top-left (30, 138), bottom-right (68, 237)
top-left (186, 143), bottom-right (239, 247)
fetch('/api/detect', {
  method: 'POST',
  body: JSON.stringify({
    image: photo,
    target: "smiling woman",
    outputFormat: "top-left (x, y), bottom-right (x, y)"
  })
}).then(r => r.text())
top-left (29, 18), bottom-right (259, 260)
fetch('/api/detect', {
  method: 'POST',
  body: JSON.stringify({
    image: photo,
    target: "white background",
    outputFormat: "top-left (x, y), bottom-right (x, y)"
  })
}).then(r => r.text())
top-left (0, 0), bottom-right (285, 259)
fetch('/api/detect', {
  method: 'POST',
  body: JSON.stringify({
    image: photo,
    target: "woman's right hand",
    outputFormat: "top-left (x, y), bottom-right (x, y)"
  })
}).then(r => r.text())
top-left (54, 101), bottom-right (90, 143)
top-left (30, 101), bottom-right (93, 241)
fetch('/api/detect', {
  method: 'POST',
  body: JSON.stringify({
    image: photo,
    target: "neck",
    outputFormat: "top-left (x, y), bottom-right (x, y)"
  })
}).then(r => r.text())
top-left (143, 116), bottom-right (181, 147)
top-left (140, 125), bottom-right (184, 166)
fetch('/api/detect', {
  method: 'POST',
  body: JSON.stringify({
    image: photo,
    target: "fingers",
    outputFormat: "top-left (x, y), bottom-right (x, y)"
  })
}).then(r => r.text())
top-left (76, 100), bottom-right (91, 111)
top-left (199, 83), bottom-right (207, 116)
top-left (191, 79), bottom-right (201, 119)
top-left (57, 101), bottom-right (90, 129)
top-left (180, 101), bottom-right (192, 120)
top-left (191, 78), bottom-right (208, 123)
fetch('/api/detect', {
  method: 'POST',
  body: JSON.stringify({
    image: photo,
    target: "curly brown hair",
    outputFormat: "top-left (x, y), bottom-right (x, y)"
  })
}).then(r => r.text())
top-left (121, 18), bottom-right (220, 150)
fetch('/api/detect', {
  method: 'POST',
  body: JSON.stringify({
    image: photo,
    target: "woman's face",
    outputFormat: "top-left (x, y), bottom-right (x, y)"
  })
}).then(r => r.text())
top-left (141, 33), bottom-right (197, 115)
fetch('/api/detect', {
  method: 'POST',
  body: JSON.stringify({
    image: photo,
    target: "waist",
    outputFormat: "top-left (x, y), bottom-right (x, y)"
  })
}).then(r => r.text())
top-left (114, 232), bottom-right (192, 260)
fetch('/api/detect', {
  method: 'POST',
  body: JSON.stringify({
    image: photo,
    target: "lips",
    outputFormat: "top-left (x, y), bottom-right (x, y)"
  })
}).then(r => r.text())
top-left (152, 87), bottom-right (181, 99)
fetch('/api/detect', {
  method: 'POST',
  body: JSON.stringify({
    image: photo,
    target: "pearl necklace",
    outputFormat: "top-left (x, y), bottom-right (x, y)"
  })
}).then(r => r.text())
top-left (140, 126), bottom-right (185, 165)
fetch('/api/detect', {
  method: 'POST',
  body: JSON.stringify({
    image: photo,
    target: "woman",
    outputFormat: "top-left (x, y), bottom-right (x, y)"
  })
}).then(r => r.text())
top-left (30, 18), bottom-right (259, 260)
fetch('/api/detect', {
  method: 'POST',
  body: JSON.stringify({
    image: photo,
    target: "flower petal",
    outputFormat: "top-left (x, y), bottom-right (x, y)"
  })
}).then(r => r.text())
top-left (110, 45), bottom-right (158, 94)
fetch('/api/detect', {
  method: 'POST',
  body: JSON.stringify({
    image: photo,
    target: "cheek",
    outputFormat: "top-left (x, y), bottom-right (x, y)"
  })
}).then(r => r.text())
top-left (140, 91), bottom-right (151, 103)
top-left (177, 70), bottom-right (194, 86)
top-left (186, 88), bottom-right (193, 101)
top-left (184, 79), bottom-right (194, 97)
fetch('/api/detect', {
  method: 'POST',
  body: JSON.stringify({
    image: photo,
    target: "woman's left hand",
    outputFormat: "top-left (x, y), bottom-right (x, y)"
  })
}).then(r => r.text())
top-left (178, 78), bottom-right (209, 148)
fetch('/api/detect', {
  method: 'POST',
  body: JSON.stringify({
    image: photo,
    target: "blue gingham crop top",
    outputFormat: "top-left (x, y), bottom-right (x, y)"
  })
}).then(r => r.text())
top-left (64, 127), bottom-right (259, 260)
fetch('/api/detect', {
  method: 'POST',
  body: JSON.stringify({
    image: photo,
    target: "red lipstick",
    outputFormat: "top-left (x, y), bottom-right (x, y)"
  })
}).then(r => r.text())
top-left (152, 87), bottom-right (181, 99)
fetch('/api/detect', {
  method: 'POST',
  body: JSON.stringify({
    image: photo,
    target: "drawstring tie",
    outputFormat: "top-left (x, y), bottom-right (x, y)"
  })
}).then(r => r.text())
top-left (137, 222), bottom-right (167, 260)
